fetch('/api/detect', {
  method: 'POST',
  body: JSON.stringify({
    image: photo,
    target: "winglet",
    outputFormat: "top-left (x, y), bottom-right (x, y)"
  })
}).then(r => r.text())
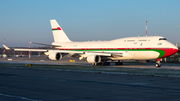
top-left (3, 45), bottom-right (11, 50)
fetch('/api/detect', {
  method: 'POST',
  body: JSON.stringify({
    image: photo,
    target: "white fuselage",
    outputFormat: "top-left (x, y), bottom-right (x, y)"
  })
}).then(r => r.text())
top-left (52, 36), bottom-right (178, 60)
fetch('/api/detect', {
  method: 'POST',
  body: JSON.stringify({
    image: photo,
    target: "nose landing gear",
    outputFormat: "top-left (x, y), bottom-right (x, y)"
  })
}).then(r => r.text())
top-left (156, 58), bottom-right (161, 67)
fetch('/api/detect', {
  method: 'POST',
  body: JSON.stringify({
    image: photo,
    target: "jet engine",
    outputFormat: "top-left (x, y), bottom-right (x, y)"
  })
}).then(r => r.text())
top-left (86, 55), bottom-right (101, 63)
top-left (48, 52), bottom-right (62, 60)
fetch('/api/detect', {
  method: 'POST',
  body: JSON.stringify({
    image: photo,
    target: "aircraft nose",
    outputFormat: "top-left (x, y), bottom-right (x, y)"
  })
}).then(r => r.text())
top-left (161, 46), bottom-right (178, 58)
top-left (173, 45), bottom-right (178, 53)
top-left (170, 45), bottom-right (178, 55)
top-left (169, 43), bottom-right (178, 55)
top-left (172, 47), bottom-right (178, 54)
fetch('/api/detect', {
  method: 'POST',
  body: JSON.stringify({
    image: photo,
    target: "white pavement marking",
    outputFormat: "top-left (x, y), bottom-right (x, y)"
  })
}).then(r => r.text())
top-left (0, 93), bottom-right (42, 101)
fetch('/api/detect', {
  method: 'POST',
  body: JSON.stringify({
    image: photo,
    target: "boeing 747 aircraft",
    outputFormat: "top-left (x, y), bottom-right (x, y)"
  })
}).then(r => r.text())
top-left (3, 19), bottom-right (178, 67)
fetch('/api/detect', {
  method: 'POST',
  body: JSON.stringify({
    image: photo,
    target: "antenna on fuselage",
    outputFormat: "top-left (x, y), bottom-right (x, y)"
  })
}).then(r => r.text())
top-left (145, 21), bottom-right (148, 36)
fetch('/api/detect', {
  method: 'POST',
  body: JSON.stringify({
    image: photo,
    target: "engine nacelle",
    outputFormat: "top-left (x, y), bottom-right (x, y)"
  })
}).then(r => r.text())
top-left (48, 52), bottom-right (62, 60)
top-left (138, 60), bottom-right (151, 63)
top-left (86, 55), bottom-right (101, 63)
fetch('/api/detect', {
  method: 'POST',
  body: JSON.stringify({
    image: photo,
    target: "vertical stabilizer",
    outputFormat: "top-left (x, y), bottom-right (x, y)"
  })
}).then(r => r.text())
top-left (50, 19), bottom-right (71, 42)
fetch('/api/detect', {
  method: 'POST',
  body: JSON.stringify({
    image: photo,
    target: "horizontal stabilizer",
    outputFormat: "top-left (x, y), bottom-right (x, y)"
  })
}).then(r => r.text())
top-left (3, 45), bottom-right (11, 50)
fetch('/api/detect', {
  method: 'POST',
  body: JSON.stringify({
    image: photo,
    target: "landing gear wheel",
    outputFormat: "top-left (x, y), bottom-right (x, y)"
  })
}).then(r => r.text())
top-left (156, 58), bottom-right (161, 68)
top-left (156, 63), bottom-right (161, 67)
top-left (92, 63), bottom-right (96, 66)
top-left (107, 62), bottom-right (110, 65)
top-left (115, 61), bottom-right (123, 65)
top-left (92, 63), bottom-right (102, 66)
top-left (103, 62), bottom-right (110, 66)
top-left (97, 63), bottom-right (102, 66)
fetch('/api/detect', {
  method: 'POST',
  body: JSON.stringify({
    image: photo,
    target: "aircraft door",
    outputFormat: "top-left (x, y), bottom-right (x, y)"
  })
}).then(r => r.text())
top-left (125, 45), bottom-right (128, 52)
top-left (134, 37), bottom-right (139, 44)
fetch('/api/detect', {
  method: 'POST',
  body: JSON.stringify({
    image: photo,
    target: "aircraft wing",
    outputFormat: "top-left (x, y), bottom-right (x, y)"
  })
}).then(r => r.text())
top-left (3, 45), bottom-right (48, 52)
top-left (30, 42), bottom-right (61, 47)
top-left (86, 51), bottom-right (123, 57)
top-left (3, 45), bottom-right (85, 54)
top-left (3, 44), bottom-right (124, 57)
top-left (14, 49), bottom-right (48, 52)
top-left (46, 49), bottom-right (122, 57)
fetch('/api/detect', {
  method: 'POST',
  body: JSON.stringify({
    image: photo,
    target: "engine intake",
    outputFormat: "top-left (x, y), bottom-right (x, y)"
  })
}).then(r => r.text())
top-left (48, 52), bottom-right (62, 60)
top-left (86, 55), bottom-right (101, 63)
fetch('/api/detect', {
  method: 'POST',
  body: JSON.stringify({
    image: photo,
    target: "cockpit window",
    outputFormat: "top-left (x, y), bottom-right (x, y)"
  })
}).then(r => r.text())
top-left (159, 38), bottom-right (167, 40)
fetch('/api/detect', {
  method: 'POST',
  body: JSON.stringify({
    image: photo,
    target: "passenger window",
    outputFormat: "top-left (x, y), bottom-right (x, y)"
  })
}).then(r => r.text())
top-left (127, 40), bottom-right (135, 42)
top-left (138, 40), bottom-right (147, 41)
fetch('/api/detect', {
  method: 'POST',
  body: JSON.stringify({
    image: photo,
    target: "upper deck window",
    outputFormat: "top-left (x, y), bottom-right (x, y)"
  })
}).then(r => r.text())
top-left (127, 40), bottom-right (135, 42)
top-left (159, 38), bottom-right (167, 40)
top-left (138, 40), bottom-right (147, 41)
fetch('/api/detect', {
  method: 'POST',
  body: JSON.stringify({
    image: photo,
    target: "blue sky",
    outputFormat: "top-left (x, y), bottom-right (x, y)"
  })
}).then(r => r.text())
top-left (0, 0), bottom-right (180, 47)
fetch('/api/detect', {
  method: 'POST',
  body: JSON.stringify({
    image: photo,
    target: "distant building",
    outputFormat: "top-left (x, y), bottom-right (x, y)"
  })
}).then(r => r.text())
top-left (176, 43), bottom-right (178, 47)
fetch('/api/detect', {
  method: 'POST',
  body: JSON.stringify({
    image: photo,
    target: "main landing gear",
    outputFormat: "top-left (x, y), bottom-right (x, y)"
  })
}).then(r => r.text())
top-left (92, 60), bottom-right (123, 66)
top-left (102, 62), bottom-right (110, 66)
top-left (156, 58), bottom-right (161, 67)
top-left (92, 62), bottom-right (110, 66)
top-left (115, 60), bottom-right (123, 65)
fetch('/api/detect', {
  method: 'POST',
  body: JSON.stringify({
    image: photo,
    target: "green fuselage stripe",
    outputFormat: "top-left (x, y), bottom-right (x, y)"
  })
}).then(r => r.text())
top-left (57, 48), bottom-right (165, 58)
